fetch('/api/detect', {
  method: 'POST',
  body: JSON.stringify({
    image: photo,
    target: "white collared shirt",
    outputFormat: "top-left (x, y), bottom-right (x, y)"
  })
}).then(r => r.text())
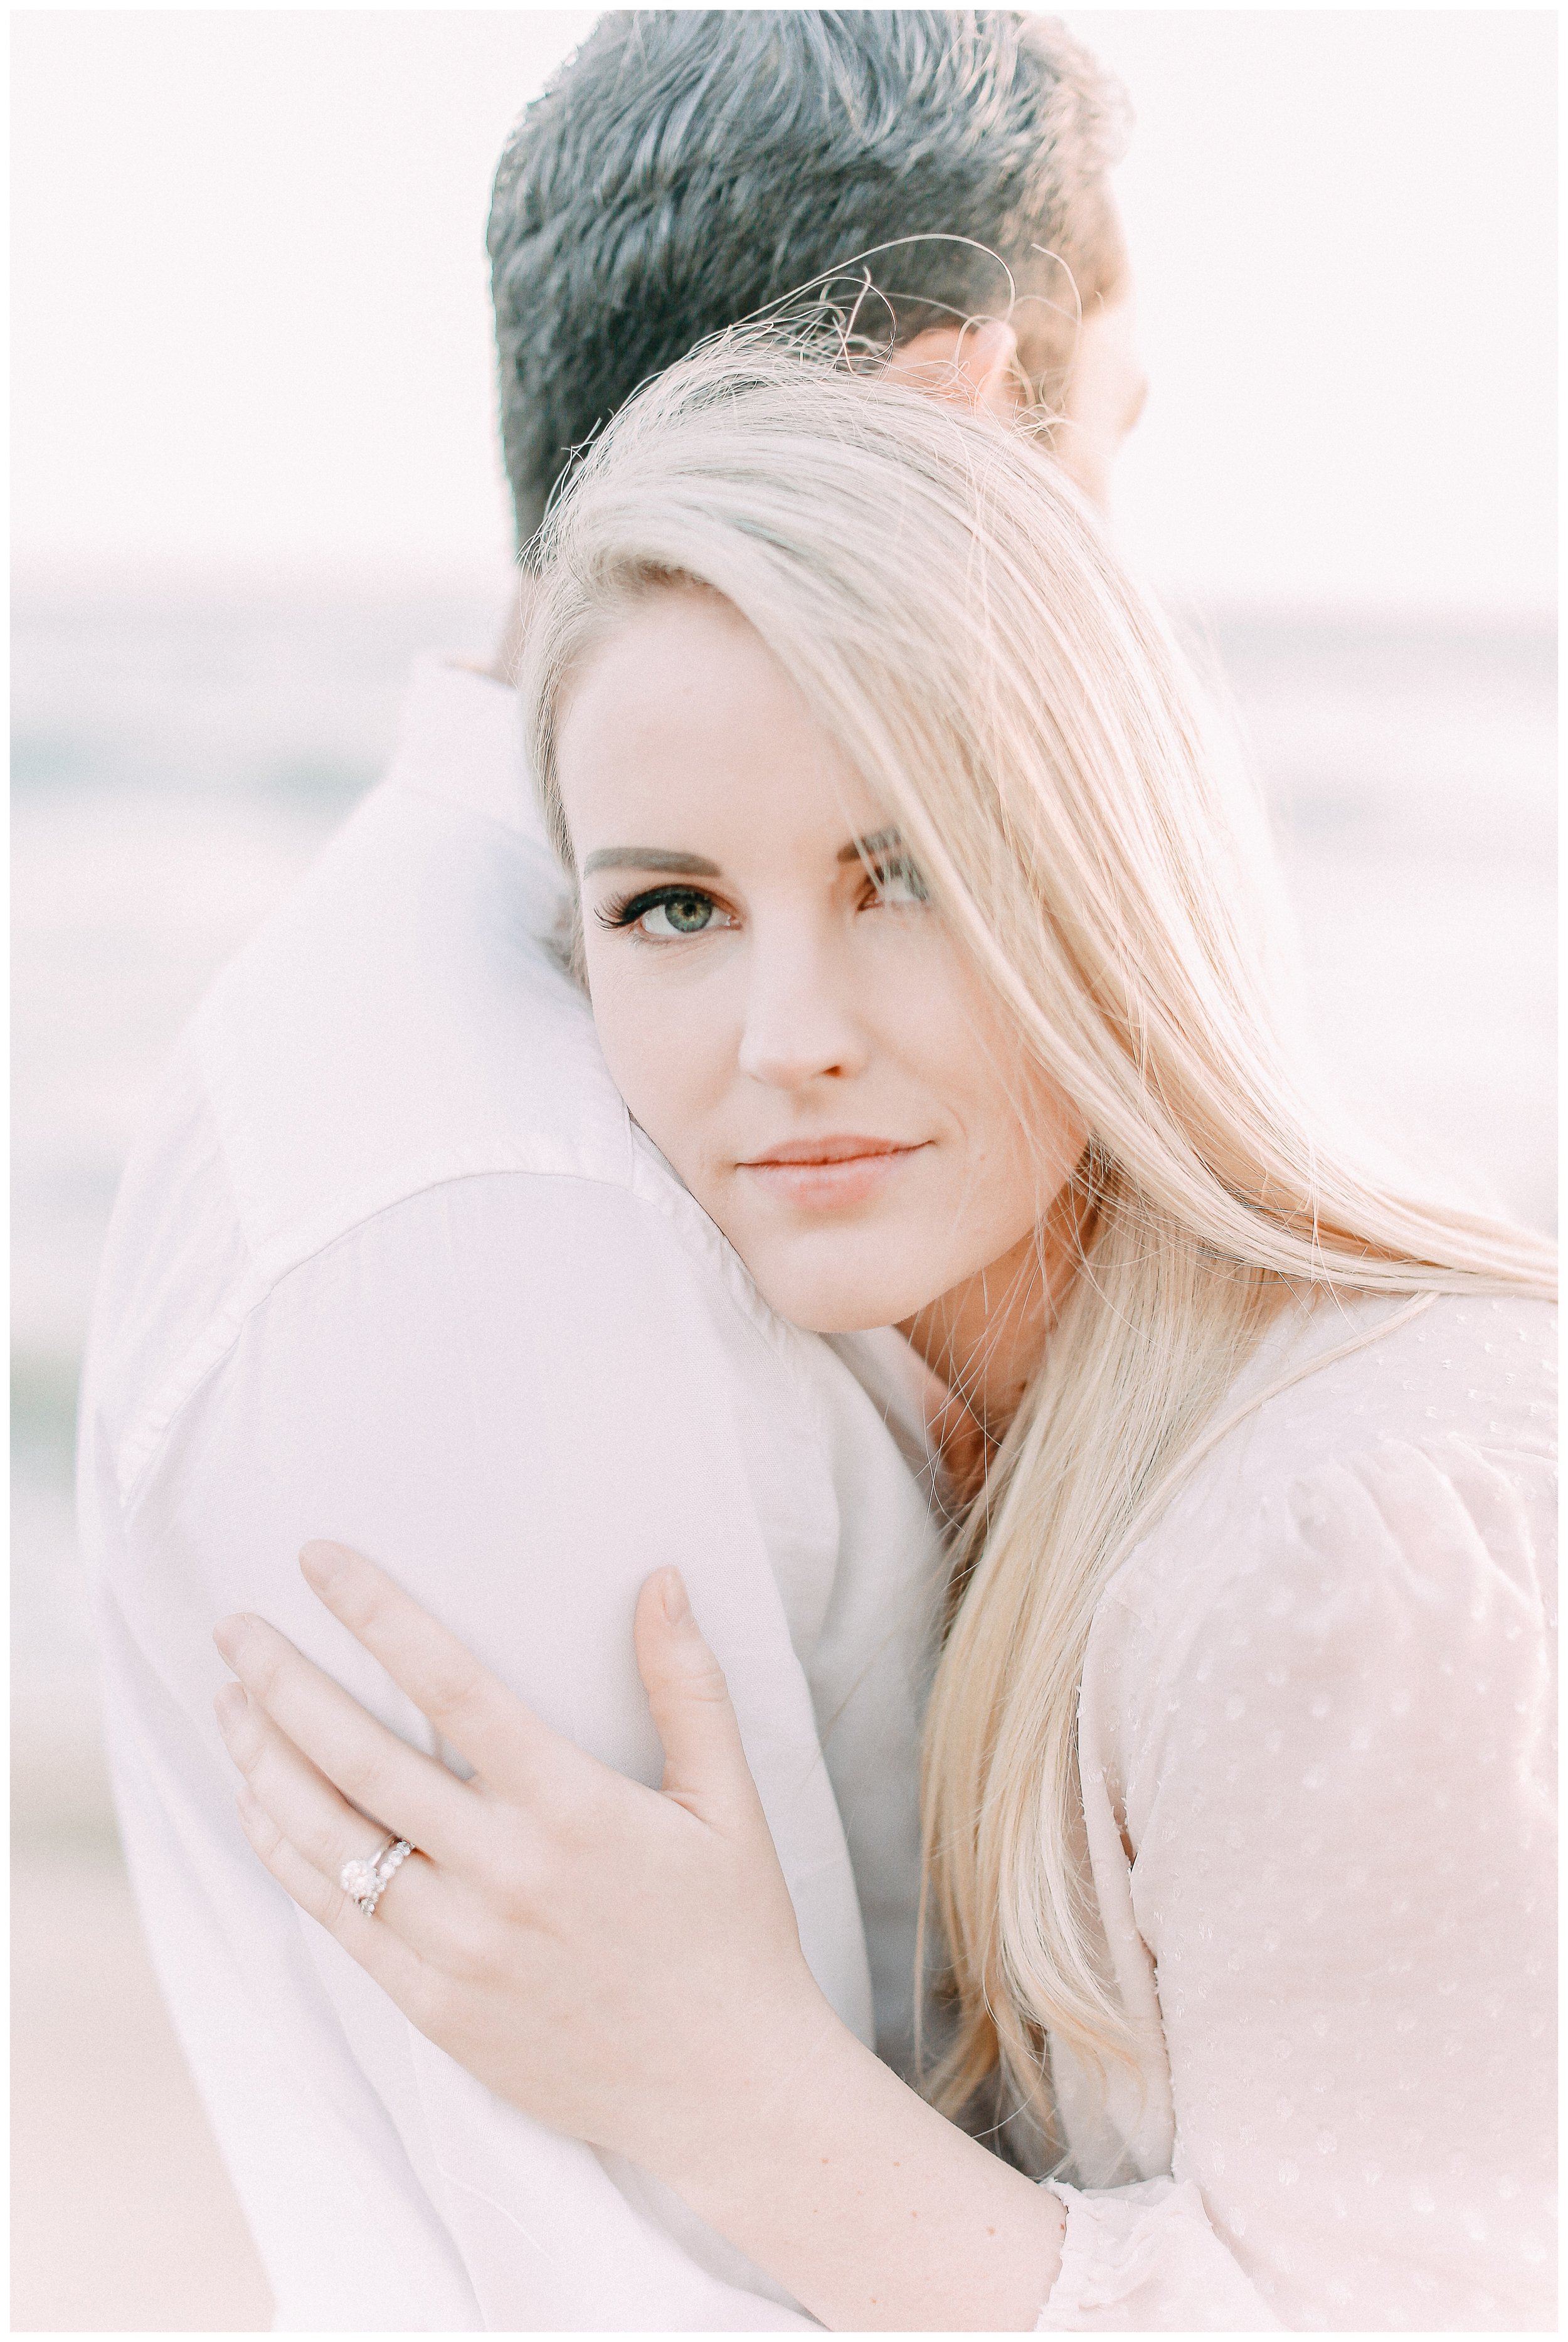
top-left (77, 656), bottom-right (947, 2331)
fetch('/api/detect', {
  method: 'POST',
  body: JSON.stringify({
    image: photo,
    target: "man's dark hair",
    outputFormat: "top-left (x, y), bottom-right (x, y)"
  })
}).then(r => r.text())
top-left (488, 9), bottom-right (1129, 541)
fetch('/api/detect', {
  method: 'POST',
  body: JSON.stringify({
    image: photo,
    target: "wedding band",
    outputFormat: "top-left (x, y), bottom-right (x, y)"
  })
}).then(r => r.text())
top-left (339, 1834), bottom-right (415, 1918)
top-left (366, 1838), bottom-right (414, 1916)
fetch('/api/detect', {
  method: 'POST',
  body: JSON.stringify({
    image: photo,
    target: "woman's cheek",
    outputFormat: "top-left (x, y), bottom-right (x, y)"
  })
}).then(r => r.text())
top-left (590, 974), bottom-right (723, 1182)
top-left (907, 955), bottom-right (1083, 1220)
top-left (874, 950), bottom-right (988, 1110)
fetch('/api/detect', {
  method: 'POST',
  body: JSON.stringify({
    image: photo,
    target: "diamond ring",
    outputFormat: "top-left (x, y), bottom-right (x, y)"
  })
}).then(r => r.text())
top-left (339, 1834), bottom-right (415, 1918)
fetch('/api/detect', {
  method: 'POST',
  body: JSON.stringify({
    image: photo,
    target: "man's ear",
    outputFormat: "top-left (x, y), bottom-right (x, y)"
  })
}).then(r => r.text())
top-left (881, 317), bottom-right (1023, 420)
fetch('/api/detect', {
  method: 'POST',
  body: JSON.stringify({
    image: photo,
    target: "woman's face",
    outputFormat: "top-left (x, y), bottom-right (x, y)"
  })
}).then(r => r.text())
top-left (555, 588), bottom-right (1086, 1334)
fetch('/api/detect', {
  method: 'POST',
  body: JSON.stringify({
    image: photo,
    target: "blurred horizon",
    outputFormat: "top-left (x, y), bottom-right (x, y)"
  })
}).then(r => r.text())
top-left (15, 559), bottom-right (1559, 634)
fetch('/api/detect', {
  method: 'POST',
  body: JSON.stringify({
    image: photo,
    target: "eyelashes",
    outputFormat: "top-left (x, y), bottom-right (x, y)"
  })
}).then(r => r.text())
top-left (594, 884), bottom-right (729, 938)
top-left (593, 859), bottom-right (929, 941)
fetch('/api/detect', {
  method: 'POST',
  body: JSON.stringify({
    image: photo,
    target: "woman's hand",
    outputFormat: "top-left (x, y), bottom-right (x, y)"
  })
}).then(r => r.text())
top-left (213, 1542), bottom-right (834, 2186)
top-left (215, 1541), bottom-right (1065, 2330)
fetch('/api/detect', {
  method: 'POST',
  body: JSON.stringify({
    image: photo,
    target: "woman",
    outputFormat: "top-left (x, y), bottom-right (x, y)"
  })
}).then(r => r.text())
top-left (211, 336), bottom-right (1555, 2331)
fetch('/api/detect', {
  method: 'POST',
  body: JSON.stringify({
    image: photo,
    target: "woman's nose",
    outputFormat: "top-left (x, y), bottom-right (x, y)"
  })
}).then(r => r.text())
top-left (736, 933), bottom-right (869, 1090)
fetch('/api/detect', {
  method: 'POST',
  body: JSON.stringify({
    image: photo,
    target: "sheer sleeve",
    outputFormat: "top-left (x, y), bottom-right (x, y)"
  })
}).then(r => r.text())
top-left (1042, 1428), bottom-right (1555, 2331)
top-left (1038, 2175), bottom-right (1281, 2330)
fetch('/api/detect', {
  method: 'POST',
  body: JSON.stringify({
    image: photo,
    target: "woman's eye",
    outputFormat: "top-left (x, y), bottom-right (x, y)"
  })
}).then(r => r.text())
top-left (596, 885), bottom-right (737, 940)
top-left (641, 891), bottom-right (719, 936)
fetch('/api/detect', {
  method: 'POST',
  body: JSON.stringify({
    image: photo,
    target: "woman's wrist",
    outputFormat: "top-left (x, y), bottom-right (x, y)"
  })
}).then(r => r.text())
top-left (650, 1989), bottom-right (1066, 2333)
top-left (638, 1973), bottom-right (855, 2211)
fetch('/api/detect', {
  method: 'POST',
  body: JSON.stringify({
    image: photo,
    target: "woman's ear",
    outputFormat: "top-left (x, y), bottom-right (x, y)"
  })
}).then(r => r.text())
top-left (882, 317), bottom-right (1024, 420)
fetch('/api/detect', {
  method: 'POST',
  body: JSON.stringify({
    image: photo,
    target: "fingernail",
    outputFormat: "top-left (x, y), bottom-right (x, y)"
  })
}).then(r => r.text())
top-left (660, 1567), bottom-right (691, 1626)
top-left (213, 1682), bottom-right (247, 1734)
top-left (300, 1540), bottom-right (353, 1589)
top-left (213, 1615), bottom-right (243, 1662)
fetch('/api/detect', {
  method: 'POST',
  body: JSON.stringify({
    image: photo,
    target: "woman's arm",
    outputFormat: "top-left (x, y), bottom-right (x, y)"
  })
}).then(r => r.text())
top-left (649, 2007), bottom-right (1064, 2332)
top-left (215, 1540), bottom-right (1063, 2333)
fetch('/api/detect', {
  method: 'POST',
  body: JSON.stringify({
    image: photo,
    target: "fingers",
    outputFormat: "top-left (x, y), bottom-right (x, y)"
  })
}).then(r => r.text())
top-left (633, 1569), bottom-right (762, 1828)
top-left (214, 1681), bottom-right (437, 1943)
top-left (295, 1542), bottom-right (575, 1797)
top-left (213, 1608), bottom-right (477, 1859)
top-left (232, 1776), bottom-right (430, 2011)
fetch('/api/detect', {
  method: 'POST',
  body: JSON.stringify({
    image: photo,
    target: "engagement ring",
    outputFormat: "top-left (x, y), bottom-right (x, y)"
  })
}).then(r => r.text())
top-left (339, 1835), bottom-right (414, 1919)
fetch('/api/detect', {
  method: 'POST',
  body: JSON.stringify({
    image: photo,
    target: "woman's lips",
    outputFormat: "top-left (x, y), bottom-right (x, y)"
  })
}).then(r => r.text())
top-left (736, 1136), bottom-right (928, 1209)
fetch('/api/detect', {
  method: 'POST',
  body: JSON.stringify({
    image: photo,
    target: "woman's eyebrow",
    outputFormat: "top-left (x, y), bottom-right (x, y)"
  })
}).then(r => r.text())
top-left (836, 827), bottom-right (903, 864)
top-left (580, 847), bottom-right (723, 877)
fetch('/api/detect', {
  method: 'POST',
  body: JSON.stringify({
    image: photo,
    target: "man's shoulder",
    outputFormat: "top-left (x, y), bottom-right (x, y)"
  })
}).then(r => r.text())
top-left (192, 766), bottom-right (629, 1256)
top-left (87, 763), bottom-right (781, 1503)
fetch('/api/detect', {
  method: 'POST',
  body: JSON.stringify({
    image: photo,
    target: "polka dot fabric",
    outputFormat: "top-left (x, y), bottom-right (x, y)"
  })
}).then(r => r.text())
top-left (1037, 1292), bottom-right (1555, 2331)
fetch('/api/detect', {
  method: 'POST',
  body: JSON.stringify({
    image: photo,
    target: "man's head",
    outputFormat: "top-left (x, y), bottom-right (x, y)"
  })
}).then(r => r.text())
top-left (489, 9), bottom-right (1138, 543)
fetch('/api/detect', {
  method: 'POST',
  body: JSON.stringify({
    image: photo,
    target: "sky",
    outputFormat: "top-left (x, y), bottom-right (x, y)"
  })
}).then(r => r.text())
top-left (11, 7), bottom-right (1557, 620)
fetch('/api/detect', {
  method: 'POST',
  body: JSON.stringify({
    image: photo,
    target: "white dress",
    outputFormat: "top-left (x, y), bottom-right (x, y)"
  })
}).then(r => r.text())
top-left (1034, 1288), bottom-right (1556, 2331)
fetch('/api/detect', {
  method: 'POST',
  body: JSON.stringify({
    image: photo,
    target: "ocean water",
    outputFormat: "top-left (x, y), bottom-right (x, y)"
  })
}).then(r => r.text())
top-left (11, 589), bottom-right (1557, 1823)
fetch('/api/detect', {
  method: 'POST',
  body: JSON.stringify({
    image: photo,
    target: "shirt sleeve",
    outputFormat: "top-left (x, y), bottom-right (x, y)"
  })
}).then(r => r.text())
top-left (1037, 2176), bottom-right (1281, 2331)
top-left (97, 1168), bottom-right (857, 2330)
top-left (1048, 1431), bottom-right (1556, 2331)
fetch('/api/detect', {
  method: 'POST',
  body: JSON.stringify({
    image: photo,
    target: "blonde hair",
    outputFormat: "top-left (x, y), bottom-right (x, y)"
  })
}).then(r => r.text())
top-left (519, 334), bottom-right (1554, 2156)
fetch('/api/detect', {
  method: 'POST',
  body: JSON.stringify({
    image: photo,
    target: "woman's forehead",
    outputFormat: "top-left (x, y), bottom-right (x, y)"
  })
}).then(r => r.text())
top-left (558, 595), bottom-right (886, 859)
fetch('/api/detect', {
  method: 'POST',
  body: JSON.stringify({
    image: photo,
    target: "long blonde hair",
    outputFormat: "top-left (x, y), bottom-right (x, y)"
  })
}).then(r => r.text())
top-left (519, 332), bottom-right (1554, 2152)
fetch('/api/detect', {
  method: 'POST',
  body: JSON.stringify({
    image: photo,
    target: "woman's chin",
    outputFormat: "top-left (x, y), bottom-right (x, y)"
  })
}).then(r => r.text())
top-left (742, 1248), bottom-right (939, 1338)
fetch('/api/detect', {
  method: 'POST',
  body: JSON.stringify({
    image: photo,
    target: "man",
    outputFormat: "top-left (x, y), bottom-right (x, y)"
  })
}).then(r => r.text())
top-left (78, 12), bottom-right (1145, 2328)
